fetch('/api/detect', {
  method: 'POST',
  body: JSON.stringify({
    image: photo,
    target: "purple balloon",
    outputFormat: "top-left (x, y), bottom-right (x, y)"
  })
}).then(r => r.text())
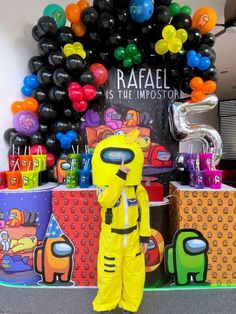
top-left (13, 110), bottom-right (39, 136)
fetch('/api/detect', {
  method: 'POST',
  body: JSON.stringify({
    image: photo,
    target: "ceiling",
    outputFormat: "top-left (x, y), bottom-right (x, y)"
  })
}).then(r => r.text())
top-left (178, 0), bottom-right (236, 100)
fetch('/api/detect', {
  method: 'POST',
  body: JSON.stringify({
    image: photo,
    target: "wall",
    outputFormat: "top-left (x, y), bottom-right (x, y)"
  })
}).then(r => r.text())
top-left (0, 0), bottom-right (224, 169)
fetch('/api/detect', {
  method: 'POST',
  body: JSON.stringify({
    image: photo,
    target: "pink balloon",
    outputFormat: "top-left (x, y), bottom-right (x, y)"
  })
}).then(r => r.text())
top-left (46, 153), bottom-right (56, 168)
top-left (72, 100), bottom-right (88, 112)
top-left (82, 84), bottom-right (96, 101)
top-left (68, 82), bottom-right (84, 102)
top-left (30, 144), bottom-right (47, 155)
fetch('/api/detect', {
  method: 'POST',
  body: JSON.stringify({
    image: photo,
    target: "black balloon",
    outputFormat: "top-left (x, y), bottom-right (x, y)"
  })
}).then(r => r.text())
top-left (181, 66), bottom-right (198, 80)
top-left (114, 8), bottom-right (128, 26)
top-left (171, 13), bottom-right (192, 29)
top-left (51, 120), bottom-right (70, 133)
top-left (181, 80), bottom-right (192, 94)
top-left (45, 134), bottom-right (60, 154)
top-left (10, 134), bottom-right (28, 147)
top-left (4, 128), bottom-right (18, 144)
top-left (155, 5), bottom-right (171, 25)
top-left (79, 70), bottom-right (95, 85)
top-left (202, 33), bottom-right (216, 48)
top-left (166, 67), bottom-right (182, 84)
top-left (184, 27), bottom-right (202, 49)
top-left (32, 25), bottom-right (42, 41)
top-left (127, 33), bottom-right (139, 45)
top-left (81, 7), bottom-right (98, 27)
top-left (28, 56), bottom-right (46, 74)
top-left (66, 54), bottom-right (87, 72)
top-left (202, 66), bottom-right (218, 82)
top-left (39, 123), bottom-right (50, 134)
top-left (38, 37), bottom-right (58, 57)
top-left (94, 0), bottom-right (113, 12)
top-left (37, 16), bottom-right (57, 37)
top-left (99, 51), bottom-right (112, 65)
top-left (88, 31), bottom-right (102, 46)
top-left (48, 51), bottom-right (65, 67)
top-left (57, 26), bottom-right (74, 45)
top-left (30, 132), bottom-right (44, 145)
top-left (165, 50), bottom-right (186, 66)
top-left (198, 44), bottom-right (216, 63)
top-left (70, 122), bottom-right (81, 132)
top-left (37, 67), bottom-right (53, 86)
top-left (71, 137), bottom-right (82, 149)
top-left (84, 49), bottom-right (94, 63)
top-left (39, 102), bottom-right (58, 121)
top-left (49, 86), bottom-right (67, 102)
top-left (96, 86), bottom-right (105, 100)
top-left (32, 88), bottom-right (48, 102)
top-left (154, 0), bottom-right (172, 5)
top-left (106, 33), bottom-right (123, 47)
top-left (53, 68), bottom-right (71, 88)
top-left (97, 12), bottom-right (116, 34)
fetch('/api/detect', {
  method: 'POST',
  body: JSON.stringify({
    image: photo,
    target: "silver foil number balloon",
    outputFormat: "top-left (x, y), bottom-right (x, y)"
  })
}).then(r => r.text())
top-left (169, 94), bottom-right (222, 165)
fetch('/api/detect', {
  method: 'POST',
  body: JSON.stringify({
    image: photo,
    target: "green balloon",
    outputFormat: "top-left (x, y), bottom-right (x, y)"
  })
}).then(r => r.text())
top-left (133, 52), bottom-right (142, 65)
top-left (114, 47), bottom-right (126, 60)
top-left (180, 6), bottom-right (192, 16)
top-left (169, 2), bottom-right (181, 17)
top-left (43, 4), bottom-right (66, 29)
top-left (126, 44), bottom-right (138, 57)
top-left (123, 57), bottom-right (133, 69)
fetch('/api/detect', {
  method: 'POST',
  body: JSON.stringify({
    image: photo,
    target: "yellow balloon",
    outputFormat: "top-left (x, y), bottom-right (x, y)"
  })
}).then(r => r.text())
top-left (162, 25), bottom-right (176, 41)
top-left (73, 42), bottom-right (84, 50)
top-left (78, 50), bottom-right (87, 59)
top-left (155, 39), bottom-right (169, 55)
top-left (168, 38), bottom-right (182, 53)
top-left (63, 44), bottom-right (75, 57)
top-left (176, 29), bottom-right (188, 43)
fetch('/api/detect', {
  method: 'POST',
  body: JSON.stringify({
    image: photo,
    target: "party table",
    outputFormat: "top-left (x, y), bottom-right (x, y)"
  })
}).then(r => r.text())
top-left (169, 181), bottom-right (236, 286)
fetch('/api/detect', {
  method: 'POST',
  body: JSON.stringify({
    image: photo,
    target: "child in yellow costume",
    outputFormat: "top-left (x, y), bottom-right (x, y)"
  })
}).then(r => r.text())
top-left (92, 129), bottom-right (151, 313)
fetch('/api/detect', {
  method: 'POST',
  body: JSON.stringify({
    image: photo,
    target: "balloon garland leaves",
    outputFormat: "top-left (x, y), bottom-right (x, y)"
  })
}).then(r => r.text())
top-left (190, 77), bottom-right (217, 102)
top-left (155, 25), bottom-right (188, 55)
top-left (114, 44), bottom-right (142, 68)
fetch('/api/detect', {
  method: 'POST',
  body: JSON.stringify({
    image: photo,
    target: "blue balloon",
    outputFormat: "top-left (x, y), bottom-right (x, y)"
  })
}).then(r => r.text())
top-left (187, 55), bottom-right (200, 68)
top-left (197, 57), bottom-right (211, 71)
top-left (129, 0), bottom-right (154, 23)
top-left (21, 86), bottom-right (33, 97)
top-left (67, 130), bottom-right (77, 141)
top-left (187, 50), bottom-right (196, 59)
top-left (26, 75), bottom-right (39, 89)
top-left (60, 135), bottom-right (72, 149)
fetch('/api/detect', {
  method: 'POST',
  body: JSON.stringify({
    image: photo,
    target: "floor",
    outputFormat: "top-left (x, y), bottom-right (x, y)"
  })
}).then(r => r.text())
top-left (0, 286), bottom-right (235, 314)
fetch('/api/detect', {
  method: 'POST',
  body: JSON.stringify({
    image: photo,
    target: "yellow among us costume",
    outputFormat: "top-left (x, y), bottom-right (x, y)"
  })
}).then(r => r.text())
top-left (92, 129), bottom-right (151, 313)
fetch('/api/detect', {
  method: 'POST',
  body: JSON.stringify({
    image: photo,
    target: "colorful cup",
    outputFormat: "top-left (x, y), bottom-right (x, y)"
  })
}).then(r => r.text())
top-left (6, 171), bottom-right (22, 190)
top-left (183, 153), bottom-right (199, 171)
top-left (81, 153), bottom-right (92, 170)
top-left (66, 170), bottom-right (78, 188)
top-left (69, 153), bottom-right (82, 170)
top-left (32, 154), bottom-right (47, 171)
top-left (8, 155), bottom-right (19, 171)
top-left (204, 170), bottom-right (222, 189)
top-left (189, 171), bottom-right (195, 187)
top-left (199, 153), bottom-right (213, 171)
top-left (79, 169), bottom-right (91, 188)
top-left (19, 155), bottom-right (33, 171)
top-left (193, 170), bottom-right (204, 189)
top-left (21, 171), bottom-right (35, 190)
top-left (0, 171), bottom-right (7, 189)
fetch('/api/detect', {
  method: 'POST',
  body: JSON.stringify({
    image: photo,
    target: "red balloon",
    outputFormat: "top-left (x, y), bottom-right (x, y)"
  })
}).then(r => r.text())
top-left (82, 84), bottom-right (97, 101)
top-left (68, 82), bottom-right (84, 102)
top-left (46, 153), bottom-right (56, 168)
top-left (30, 144), bottom-right (47, 155)
top-left (89, 63), bottom-right (108, 85)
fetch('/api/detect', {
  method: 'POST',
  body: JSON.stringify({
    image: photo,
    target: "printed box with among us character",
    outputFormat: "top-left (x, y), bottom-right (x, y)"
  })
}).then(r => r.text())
top-left (52, 186), bottom-right (101, 286)
top-left (169, 181), bottom-right (236, 286)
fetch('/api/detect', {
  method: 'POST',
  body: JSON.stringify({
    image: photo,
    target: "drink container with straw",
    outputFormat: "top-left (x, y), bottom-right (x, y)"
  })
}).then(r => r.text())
top-left (6, 159), bottom-right (22, 190)
top-left (69, 145), bottom-right (81, 170)
top-left (19, 146), bottom-right (33, 171)
top-left (8, 144), bottom-right (19, 171)
top-left (79, 158), bottom-right (91, 188)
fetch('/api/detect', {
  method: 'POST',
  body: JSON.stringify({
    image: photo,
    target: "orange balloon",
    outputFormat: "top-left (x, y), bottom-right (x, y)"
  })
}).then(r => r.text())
top-left (192, 7), bottom-right (217, 34)
top-left (65, 3), bottom-right (81, 23)
top-left (72, 21), bottom-right (86, 37)
top-left (190, 77), bottom-right (204, 91)
top-left (24, 97), bottom-right (39, 113)
top-left (11, 101), bottom-right (23, 114)
top-left (191, 90), bottom-right (205, 102)
top-left (202, 80), bottom-right (217, 94)
top-left (78, 0), bottom-right (90, 11)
